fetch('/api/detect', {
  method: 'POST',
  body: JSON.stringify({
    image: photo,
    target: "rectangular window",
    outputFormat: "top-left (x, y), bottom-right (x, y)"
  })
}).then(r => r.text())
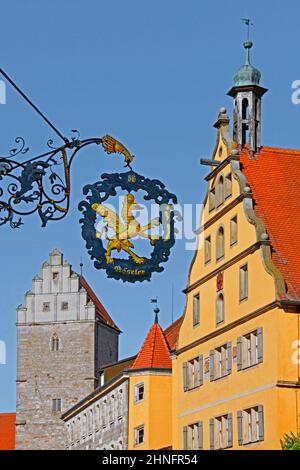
top-left (193, 294), bottom-right (200, 326)
top-left (209, 188), bottom-right (215, 212)
top-left (134, 383), bottom-right (145, 403)
top-left (230, 216), bottom-right (238, 246)
top-left (43, 302), bottom-right (50, 312)
top-left (52, 398), bottom-right (62, 412)
top-left (52, 272), bottom-right (59, 281)
top-left (225, 173), bottom-right (232, 199)
top-left (205, 236), bottom-right (211, 264)
top-left (238, 406), bottom-right (264, 445)
top-left (185, 422), bottom-right (203, 450)
top-left (238, 329), bottom-right (263, 370)
top-left (134, 425), bottom-right (145, 446)
top-left (239, 264), bottom-right (248, 301)
top-left (61, 301), bottom-right (69, 311)
top-left (183, 356), bottom-right (203, 391)
top-left (210, 343), bottom-right (231, 381)
top-left (213, 414), bottom-right (232, 450)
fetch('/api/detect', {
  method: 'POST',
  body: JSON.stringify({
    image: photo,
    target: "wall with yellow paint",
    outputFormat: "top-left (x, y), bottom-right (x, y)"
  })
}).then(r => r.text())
top-left (128, 373), bottom-right (172, 450)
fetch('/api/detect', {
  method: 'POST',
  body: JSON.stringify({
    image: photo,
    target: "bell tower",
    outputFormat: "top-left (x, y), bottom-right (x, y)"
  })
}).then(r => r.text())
top-left (228, 21), bottom-right (267, 156)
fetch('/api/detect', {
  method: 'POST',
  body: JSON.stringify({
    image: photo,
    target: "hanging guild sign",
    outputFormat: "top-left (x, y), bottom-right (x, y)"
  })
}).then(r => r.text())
top-left (79, 136), bottom-right (177, 282)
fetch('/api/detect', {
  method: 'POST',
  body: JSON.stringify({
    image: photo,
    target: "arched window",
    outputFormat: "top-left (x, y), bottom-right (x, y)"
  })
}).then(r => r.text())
top-left (216, 176), bottom-right (224, 208)
top-left (216, 293), bottom-right (225, 324)
top-left (216, 226), bottom-right (225, 260)
top-left (51, 334), bottom-right (59, 352)
top-left (242, 98), bottom-right (249, 146)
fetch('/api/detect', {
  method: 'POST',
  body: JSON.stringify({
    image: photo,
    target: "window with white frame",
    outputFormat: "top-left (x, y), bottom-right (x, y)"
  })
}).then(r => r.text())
top-left (193, 293), bottom-right (200, 326)
top-left (210, 343), bottom-right (231, 381)
top-left (238, 406), bottom-right (264, 445)
top-left (210, 414), bottom-right (232, 450)
top-left (237, 328), bottom-right (263, 370)
top-left (225, 173), bottom-right (232, 199)
top-left (216, 226), bottom-right (225, 260)
top-left (209, 188), bottom-right (215, 212)
top-left (205, 236), bottom-right (211, 264)
top-left (230, 216), bottom-right (238, 246)
top-left (61, 301), bottom-right (69, 311)
top-left (216, 176), bottom-right (224, 208)
top-left (183, 355), bottom-right (203, 391)
top-left (239, 264), bottom-right (248, 301)
top-left (52, 398), bottom-right (61, 412)
top-left (134, 382), bottom-right (145, 403)
top-left (183, 422), bottom-right (203, 450)
top-left (216, 292), bottom-right (225, 324)
top-left (134, 425), bottom-right (145, 446)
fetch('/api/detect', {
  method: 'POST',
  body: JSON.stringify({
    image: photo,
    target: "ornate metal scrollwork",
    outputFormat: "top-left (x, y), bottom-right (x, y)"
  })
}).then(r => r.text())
top-left (0, 134), bottom-right (133, 228)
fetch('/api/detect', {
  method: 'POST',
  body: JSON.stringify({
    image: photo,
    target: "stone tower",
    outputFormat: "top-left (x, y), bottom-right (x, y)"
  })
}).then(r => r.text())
top-left (15, 249), bottom-right (120, 450)
top-left (227, 38), bottom-right (267, 155)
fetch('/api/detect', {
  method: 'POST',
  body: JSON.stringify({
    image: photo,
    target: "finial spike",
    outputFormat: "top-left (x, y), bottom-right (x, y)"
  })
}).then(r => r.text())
top-left (150, 297), bottom-right (159, 324)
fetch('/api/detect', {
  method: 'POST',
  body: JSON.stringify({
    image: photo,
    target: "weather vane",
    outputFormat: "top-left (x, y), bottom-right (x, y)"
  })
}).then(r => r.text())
top-left (241, 18), bottom-right (253, 40)
top-left (0, 68), bottom-right (177, 283)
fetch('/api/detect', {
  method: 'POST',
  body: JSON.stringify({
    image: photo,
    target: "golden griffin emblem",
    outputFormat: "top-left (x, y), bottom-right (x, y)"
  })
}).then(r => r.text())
top-left (92, 194), bottom-right (160, 265)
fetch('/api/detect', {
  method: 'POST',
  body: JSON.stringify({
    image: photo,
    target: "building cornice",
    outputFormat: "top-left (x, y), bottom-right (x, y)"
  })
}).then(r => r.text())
top-left (175, 300), bottom-right (286, 356)
top-left (183, 242), bottom-right (262, 294)
top-left (61, 372), bottom-right (129, 421)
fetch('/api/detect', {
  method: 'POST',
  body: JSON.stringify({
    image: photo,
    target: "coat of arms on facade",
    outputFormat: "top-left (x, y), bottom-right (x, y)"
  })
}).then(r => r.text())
top-left (79, 136), bottom-right (177, 282)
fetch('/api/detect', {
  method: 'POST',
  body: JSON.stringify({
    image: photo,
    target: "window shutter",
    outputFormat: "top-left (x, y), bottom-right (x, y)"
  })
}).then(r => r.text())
top-left (226, 342), bottom-right (232, 375)
top-left (257, 328), bottom-right (263, 363)
top-left (198, 421), bottom-right (203, 450)
top-left (183, 362), bottom-right (188, 391)
top-left (258, 405), bottom-right (264, 441)
top-left (183, 426), bottom-right (188, 450)
top-left (198, 355), bottom-right (203, 386)
top-left (209, 418), bottom-right (214, 450)
top-left (237, 410), bottom-right (243, 445)
top-left (227, 413), bottom-right (233, 447)
top-left (209, 350), bottom-right (214, 381)
top-left (237, 337), bottom-right (242, 371)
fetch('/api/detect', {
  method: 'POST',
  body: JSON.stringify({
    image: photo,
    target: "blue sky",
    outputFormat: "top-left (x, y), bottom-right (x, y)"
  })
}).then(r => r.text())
top-left (1, 0), bottom-right (300, 412)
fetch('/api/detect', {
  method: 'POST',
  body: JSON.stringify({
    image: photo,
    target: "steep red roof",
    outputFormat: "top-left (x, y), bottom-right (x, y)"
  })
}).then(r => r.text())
top-left (80, 276), bottom-right (120, 331)
top-left (164, 317), bottom-right (182, 350)
top-left (130, 322), bottom-right (172, 370)
top-left (0, 413), bottom-right (15, 450)
top-left (241, 146), bottom-right (300, 300)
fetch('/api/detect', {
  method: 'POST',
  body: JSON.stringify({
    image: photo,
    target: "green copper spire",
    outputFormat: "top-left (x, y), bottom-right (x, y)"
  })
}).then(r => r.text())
top-left (233, 20), bottom-right (261, 87)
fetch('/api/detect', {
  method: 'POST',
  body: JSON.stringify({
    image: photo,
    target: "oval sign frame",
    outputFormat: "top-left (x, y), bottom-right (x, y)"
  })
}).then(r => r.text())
top-left (79, 170), bottom-right (177, 283)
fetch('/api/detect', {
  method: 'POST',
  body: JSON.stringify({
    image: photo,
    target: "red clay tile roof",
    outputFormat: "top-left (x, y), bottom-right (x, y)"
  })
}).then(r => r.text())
top-left (241, 146), bottom-right (300, 301)
top-left (164, 316), bottom-right (182, 350)
top-left (130, 322), bottom-right (172, 370)
top-left (80, 276), bottom-right (120, 331)
top-left (0, 413), bottom-right (15, 450)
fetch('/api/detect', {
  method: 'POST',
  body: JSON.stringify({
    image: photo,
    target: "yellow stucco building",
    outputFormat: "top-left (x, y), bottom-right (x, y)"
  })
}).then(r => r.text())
top-left (171, 38), bottom-right (300, 450)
